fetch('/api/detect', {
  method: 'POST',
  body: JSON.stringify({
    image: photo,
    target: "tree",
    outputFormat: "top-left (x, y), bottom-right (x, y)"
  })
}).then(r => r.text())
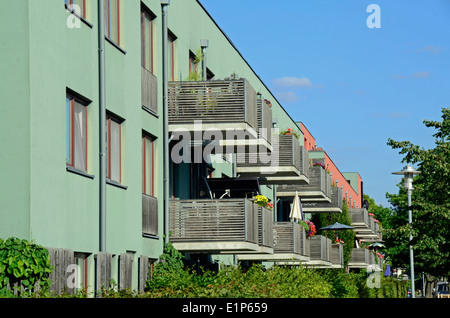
top-left (387, 107), bottom-right (450, 287)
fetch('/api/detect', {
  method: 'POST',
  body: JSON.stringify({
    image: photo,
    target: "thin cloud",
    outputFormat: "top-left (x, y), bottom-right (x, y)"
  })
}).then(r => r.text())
top-left (275, 91), bottom-right (302, 103)
top-left (419, 45), bottom-right (442, 55)
top-left (272, 76), bottom-right (321, 89)
top-left (392, 71), bottom-right (430, 79)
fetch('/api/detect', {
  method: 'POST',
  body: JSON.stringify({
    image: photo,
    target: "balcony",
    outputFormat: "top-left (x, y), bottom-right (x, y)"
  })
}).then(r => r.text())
top-left (277, 165), bottom-right (332, 201)
top-left (168, 79), bottom-right (262, 152)
top-left (142, 194), bottom-right (158, 237)
top-left (330, 244), bottom-right (344, 268)
top-left (236, 134), bottom-right (310, 185)
top-left (301, 186), bottom-right (343, 213)
top-left (141, 67), bottom-right (158, 114)
top-left (304, 235), bottom-right (332, 267)
top-left (350, 208), bottom-right (383, 241)
top-left (348, 248), bottom-right (370, 268)
top-left (169, 198), bottom-right (260, 253)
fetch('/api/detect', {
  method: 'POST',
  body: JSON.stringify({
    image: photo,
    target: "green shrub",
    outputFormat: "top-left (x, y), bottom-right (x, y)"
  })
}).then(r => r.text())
top-left (0, 237), bottom-right (53, 296)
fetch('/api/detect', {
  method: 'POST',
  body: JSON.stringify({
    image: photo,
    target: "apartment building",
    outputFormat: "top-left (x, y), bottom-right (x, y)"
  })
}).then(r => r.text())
top-left (0, 0), bottom-right (377, 294)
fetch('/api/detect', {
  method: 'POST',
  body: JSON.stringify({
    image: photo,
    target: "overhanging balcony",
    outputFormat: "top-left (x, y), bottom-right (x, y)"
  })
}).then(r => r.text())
top-left (301, 186), bottom-right (343, 213)
top-left (169, 198), bottom-right (260, 253)
top-left (351, 208), bottom-right (383, 241)
top-left (277, 165), bottom-right (332, 201)
top-left (168, 79), bottom-right (266, 153)
top-left (304, 235), bottom-right (332, 267)
top-left (239, 222), bottom-right (310, 263)
top-left (235, 134), bottom-right (310, 185)
top-left (348, 248), bottom-right (370, 268)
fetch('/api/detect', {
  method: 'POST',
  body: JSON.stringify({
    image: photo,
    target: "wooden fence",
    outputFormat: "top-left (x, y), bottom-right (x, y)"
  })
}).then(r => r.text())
top-left (3, 248), bottom-right (154, 296)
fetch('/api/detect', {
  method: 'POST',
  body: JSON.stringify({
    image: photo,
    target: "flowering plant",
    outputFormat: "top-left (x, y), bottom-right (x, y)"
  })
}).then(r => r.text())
top-left (253, 195), bottom-right (273, 210)
top-left (263, 99), bottom-right (272, 108)
top-left (300, 220), bottom-right (316, 237)
top-left (368, 213), bottom-right (374, 217)
top-left (334, 238), bottom-right (345, 244)
top-left (280, 128), bottom-right (300, 139)
top-left (313, 162), bottom-right (326, 169)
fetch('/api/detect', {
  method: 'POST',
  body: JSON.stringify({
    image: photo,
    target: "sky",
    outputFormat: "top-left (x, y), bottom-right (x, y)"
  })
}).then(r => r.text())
top-left (199, 0), bottom-right (450, 208)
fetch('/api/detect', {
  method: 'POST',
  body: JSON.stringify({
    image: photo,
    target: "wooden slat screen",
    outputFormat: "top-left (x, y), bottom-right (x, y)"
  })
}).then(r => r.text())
top-left (168, 79), bottom-right (258, 130)
top-left (237, 134), bottom-right (301, 169)
top-left (258, 206), bottom-right (274, 248)
top-left (169, 198), bottom-right (258, 244)
top-left (141, 67), bottom-right (158, 114)
top-left (142, 194), bottom-right (158, 236)
top-left (278, 165), bottom-right (326, 194)
top-left (350, 248), bottom-right (369, 264)
top-left (272, 222), bottom-right (307, 255)
top-left (257, 97), bottom-right (273, 144)
top-left (119, 253), bottom-right (133, 290)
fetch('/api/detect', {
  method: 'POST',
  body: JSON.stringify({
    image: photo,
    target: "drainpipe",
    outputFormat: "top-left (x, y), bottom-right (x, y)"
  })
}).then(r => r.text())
top-left (161, 0), bottom-right (170, 246)
top-left (200, 39), bottom-right (208, 81)
top-left (98, 0), bottom-right (106, 254)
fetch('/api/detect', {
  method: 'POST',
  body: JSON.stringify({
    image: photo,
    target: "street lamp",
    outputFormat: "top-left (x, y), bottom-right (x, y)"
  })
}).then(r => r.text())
top-left (392, 164), bottom-right (420, 298)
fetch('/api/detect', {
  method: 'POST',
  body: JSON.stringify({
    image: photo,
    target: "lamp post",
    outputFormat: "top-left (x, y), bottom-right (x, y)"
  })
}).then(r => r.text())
top-left (392, 164), bottom-right (420, 298)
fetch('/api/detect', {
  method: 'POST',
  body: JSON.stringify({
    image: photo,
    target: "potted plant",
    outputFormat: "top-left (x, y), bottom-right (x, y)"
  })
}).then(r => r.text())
top-left (280, 128), bottom-right (300, 139)
top-left (299, 220), bottom-right (316, 237)
top-left (252, 195), bottom-right (273, 210)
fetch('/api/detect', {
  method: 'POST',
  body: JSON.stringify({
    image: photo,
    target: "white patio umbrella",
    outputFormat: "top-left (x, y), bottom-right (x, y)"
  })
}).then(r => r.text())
top-left (289, 191), bottom-right (303, 222)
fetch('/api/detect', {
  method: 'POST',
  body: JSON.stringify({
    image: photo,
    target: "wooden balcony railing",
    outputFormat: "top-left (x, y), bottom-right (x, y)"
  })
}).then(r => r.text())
top-left (257, 97), bottom-right (273, 145)
top-left (302, 186), bottom-right (343, 213)
top-left (142, 194), bottom-right (158, 237)
top-left (236, 135), bottom-right (309, 185)
top-left (306, 235), bottom-right (332, 265)
top-left (258, 206), bottom-right (274, 249)
top-left (348, 248), bottom-right (370, 268)
top-left (141, 67), bottom-right (158, 114)
top-left (168, 79), bottom-right (258, 136)
top-left (330, 244), bottom-right (344, 268)
top-left (277, 165), bottom-right (331, 201)
top-left (169, 198), bottom-right (259, 253)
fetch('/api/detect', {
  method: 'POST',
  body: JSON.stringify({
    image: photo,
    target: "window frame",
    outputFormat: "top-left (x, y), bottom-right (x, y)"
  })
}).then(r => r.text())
top-left (66, 92), bottom-right (89, 174)
top-left (141, 6), bottom-right (156, 73)
top-left (105, 0), bottom-right (122, 48)
top-left (142, 133), bottom-right (155, 196)
top-left (106, 114), bottom-right (124, 184)
top-left (65, 0), bottom-right (92, 27)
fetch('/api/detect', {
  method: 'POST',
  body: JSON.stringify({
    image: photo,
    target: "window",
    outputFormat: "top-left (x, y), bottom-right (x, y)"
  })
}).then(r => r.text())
top-left (168, 31), bottom-right (177, 81)
top-left (142, 134), bottom-right (155, 196)
top-left (105, 0), bottom-right (122, 47)
top-left (189, 51), bottom-right (198, 75)
top-left (66, 93), bottom-right (89, 172)
top-left (65, 0), bottom-right (89, 21)
top-left (141, 6), bottom-right (155, 72)
top-left (106, 115), bottom-right (123, 183)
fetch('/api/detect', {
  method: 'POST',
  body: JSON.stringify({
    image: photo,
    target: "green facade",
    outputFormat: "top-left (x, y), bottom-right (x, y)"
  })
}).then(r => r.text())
top-left (0, 0), bottom-right (308, 292)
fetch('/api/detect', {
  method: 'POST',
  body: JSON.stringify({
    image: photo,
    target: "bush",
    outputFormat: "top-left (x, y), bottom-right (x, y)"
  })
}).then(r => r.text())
top-left (0, 237), bottom-right (53, 296)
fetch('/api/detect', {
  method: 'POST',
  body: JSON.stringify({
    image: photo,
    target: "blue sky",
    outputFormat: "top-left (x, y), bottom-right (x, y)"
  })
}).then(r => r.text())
top-left (199, 0), bottom-right (450, 207)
